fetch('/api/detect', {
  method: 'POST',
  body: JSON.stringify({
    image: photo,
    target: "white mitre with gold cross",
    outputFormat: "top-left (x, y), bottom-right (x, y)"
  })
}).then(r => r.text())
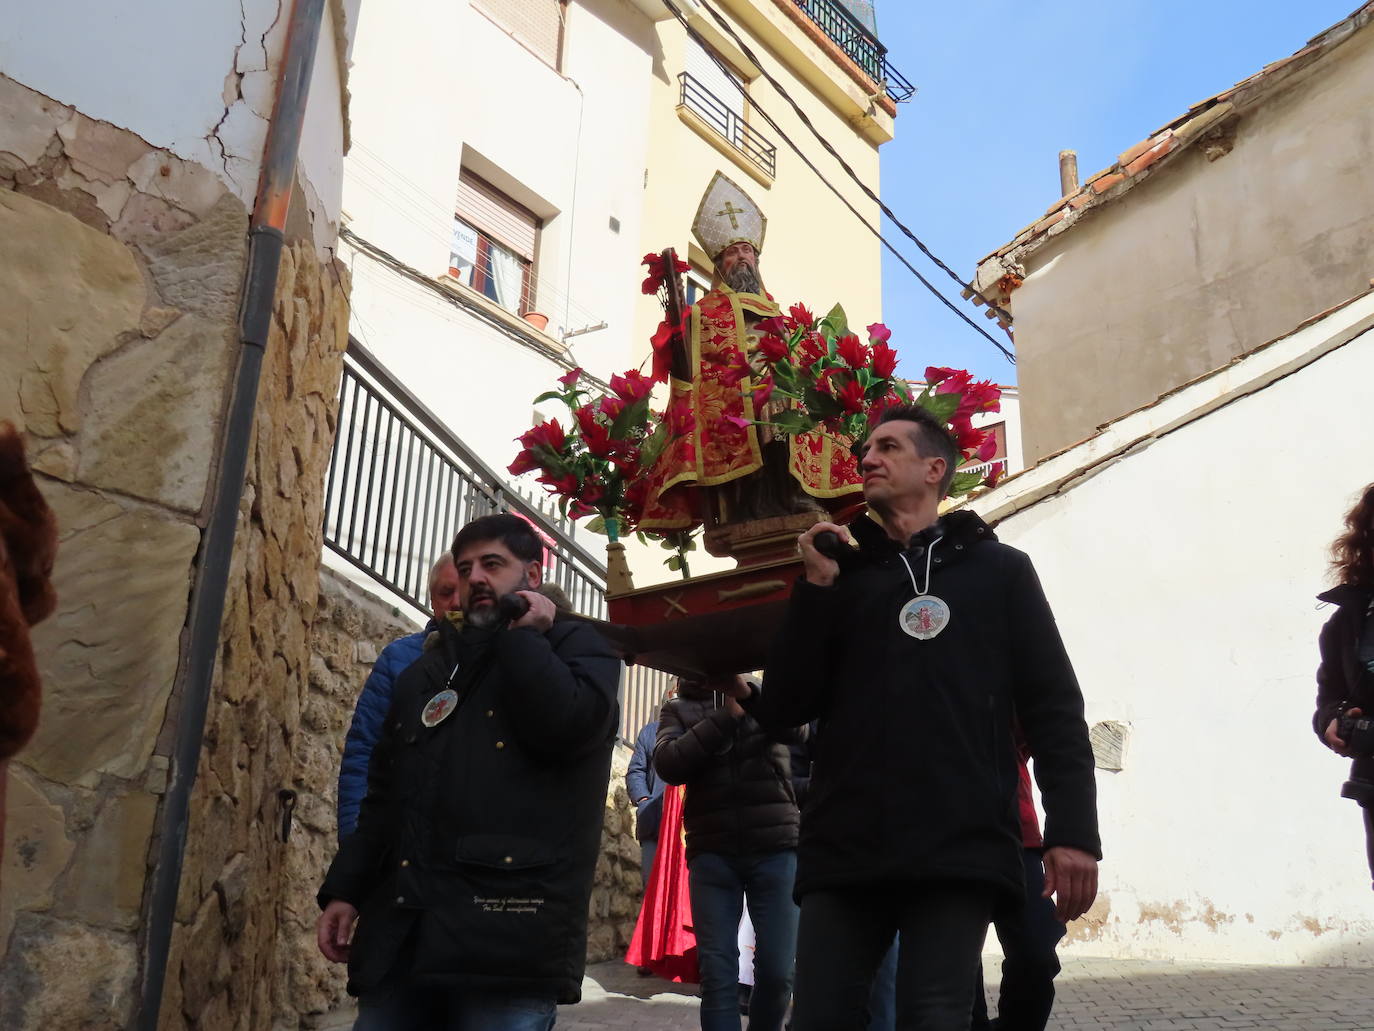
top-left (692, 171), bottom-right (766, 262)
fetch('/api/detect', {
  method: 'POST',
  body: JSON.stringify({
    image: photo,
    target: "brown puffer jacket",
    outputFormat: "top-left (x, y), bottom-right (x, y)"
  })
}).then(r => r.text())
top-left (652, 682), bottom-right (805, 861)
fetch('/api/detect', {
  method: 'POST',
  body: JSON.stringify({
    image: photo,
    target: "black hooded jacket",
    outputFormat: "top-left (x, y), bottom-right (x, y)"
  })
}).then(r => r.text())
top-left (653, 681), bottom-right (805, 861)
top-left (747, 509), bottom-right (1100, 904)
top-left (318, 617), bottom-right (619, 1003)
top-left (1314, 583), bottom-right (1374, 783)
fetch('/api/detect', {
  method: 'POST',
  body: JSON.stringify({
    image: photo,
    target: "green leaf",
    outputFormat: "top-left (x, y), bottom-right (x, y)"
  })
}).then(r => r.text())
top-left (803, 387), bottom-right (843, 419)
top-left (769, 409), bottom-right (819, 435)
top-left (949, 471), bottom-right (986, 497)
top-left (584, 515), bottom-right (608, 535)
top-left (661, 536), bottom-right (679, 550)
top-left (532, 391), bottom-right (565, 405)
top-left (894, 379), bottom-right (913, 402)
top-left (916, 391), bottom-right (960, 424)
top-left (666, 555), bottom-right (682, 571)
top-left (819, 303), bottom-right (849, 342)
top-left (609, 394), bottom-right (651, 440)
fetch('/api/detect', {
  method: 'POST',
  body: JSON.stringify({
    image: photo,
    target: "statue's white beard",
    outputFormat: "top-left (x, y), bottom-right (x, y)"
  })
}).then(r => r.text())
top-left (723, 263), bottom-right (760, 294)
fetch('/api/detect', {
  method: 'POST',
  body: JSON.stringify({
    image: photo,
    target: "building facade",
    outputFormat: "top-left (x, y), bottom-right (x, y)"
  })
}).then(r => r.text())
top-left (972, 5), bottom-right (1374, 463)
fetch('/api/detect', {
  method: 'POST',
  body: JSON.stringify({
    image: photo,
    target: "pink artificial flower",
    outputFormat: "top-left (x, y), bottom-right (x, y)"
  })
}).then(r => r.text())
top-left (866, 322), bottom-right (891, 344)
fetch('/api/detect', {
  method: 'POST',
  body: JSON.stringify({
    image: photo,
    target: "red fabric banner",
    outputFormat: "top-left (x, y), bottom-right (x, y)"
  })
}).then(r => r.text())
top-left (624, 784), bottom-right (699, 983)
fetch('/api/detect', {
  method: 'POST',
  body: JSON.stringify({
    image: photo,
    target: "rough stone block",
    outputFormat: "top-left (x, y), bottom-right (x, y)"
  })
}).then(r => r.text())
top-left (0, 766), bottom-right (75, 959)
top-left (56, 786), bottom-right (158, 931)
top-left (76, 315), bottom-right (237, 514)
top-left (0, 189), bottom-right (145, 437)
top-left (0, 914), bottom-right (137, 1029)
top-left (25, 485), bottom-right (199, 783)
top-left (142, 192), bottom-right (248, 322)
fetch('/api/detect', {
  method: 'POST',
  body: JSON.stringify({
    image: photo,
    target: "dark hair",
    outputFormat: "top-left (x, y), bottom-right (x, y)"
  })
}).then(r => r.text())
top-left (451, 513), bottom-right (543, 566)
top-left (1331, 483), bottom-right (1374, 588)
top-left (876, 405), bottom-right (958, 497)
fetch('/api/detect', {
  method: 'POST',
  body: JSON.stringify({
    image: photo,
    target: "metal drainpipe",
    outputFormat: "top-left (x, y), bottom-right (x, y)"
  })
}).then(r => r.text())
top-left (136, 0), bottom-right (327, 1026)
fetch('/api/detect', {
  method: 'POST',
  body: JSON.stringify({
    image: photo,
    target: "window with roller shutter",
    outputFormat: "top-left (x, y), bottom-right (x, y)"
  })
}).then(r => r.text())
top-left (473, 0), bottom-right (566, 71)
top-left (449, 171), bottom-right (541, 317)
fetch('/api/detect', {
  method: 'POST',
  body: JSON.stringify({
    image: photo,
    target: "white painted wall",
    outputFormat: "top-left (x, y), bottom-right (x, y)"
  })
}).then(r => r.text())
top-left (342, 0), bottom-right (655, 460)
top-left (0, 0), bottom-right (353, 238)
top-left (972, 300), bottom-right (1374, 964)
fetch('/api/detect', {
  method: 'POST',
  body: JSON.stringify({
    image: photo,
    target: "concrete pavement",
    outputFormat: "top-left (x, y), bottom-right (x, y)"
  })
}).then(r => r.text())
top-left (314, 953), bottom-right (1374, 1029)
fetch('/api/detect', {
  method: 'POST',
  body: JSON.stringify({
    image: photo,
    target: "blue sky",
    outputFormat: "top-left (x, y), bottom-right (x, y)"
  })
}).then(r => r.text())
top-left (875, 0), bottom-right (1359, 385)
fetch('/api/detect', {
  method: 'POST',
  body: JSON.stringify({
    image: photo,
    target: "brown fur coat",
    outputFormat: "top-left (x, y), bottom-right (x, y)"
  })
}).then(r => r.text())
top-left (0, 422), bottom-right (58, 760)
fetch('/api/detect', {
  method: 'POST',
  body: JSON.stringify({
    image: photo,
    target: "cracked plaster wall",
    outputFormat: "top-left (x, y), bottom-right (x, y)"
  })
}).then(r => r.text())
top-left (0, 0), bottom-right (353, 257)
top-left (979, 325), bottom-right (1374, 966)
top-left (0, 64), bottom-right (352, 1030)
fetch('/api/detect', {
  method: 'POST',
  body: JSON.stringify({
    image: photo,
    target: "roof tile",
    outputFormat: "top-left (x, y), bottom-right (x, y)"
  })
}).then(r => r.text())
top-left (1090, 172), bottom-right (1127, 195)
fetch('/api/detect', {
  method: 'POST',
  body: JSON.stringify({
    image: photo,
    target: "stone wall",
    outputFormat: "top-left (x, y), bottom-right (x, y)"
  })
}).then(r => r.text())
top-left (589, 746), bottom-right (644, 965)
top-left (278, 569), bottom-right (417, 1023)
top-left (0, 72), bottom-right (351, 1030)
top-left (155, 242), bottom-right (350, 1031)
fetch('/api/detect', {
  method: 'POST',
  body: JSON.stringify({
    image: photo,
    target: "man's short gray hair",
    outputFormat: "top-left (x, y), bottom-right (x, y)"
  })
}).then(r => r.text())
top-left (427, 552), bottom-right (455, 593)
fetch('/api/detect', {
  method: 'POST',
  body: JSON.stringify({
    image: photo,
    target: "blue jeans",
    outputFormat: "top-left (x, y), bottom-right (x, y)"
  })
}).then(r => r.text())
top-left (687, 849), bottom-right (799, 1031)
top-left (352, 985), bottom-right (556, 1030)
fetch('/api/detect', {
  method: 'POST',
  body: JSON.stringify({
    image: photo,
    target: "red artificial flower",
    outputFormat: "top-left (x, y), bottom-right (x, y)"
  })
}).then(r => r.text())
top-left (924, 366), bottom-right (957, 386)
top-left (985, 464), bottom-right (1004, 489)
top-left (598, 395), bottom-right (626, 420)
top-left (837, 378), bottom-right (866, 415)
top-left (871, 341), bottom-right (898, 379)
top-left (558, 367), bottom-right (582, 388)
top-left (508, 448), bottom-right (541, 476)
top-left (610, 369), bottom-right (655, 404)
top-left (751, 374), bottom-right (775, 409)
top-left (789, 303), bottom-right (815, 328)
top-left (797, 333), bottom-right (827, 367)
top-left (756, 333), bottom-right (790, 364)
top-left (665, 399), bottom-right (694, 436)
top-left (716, 353), bottom-right (752, 388)
top-left (719, 414), bottom-right (752, 430)
top-left (574, 406), bottom-right (617, 458)
top-left (755, 316), bottom-right (789, 337)
top-left (975, 432), bottom-right (999, 463)
top-left (953, 422), bottom-right (984, 453)
top-left (866, 322), bottom-right (891, 344)
top-left (518, 418), bottom-right (566, 455)
top-left (836, 334), bottom-right (870, 370)
top-left (936, 370), bottom-right (973, 395)
top-left (641, 253), bottom-right (666, 295)
top-left (538, 471), bottom-right (578, 497)
top-left (611, 446), bottom-right (641, 475)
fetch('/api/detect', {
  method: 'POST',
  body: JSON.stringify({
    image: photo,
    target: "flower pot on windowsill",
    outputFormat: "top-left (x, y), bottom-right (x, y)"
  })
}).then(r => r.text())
top-left (521, 311), bottom-right (549, 331)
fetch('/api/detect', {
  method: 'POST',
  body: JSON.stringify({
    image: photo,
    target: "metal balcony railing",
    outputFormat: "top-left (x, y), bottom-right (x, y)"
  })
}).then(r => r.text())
top-left (323, 338), bottom-right (609, 621)
top-left (678, 72), bottom-right (778, 178)
top-left (792, 0), bottom-right (916, 103)
top-left (321, 338), bottom-right (675, 744)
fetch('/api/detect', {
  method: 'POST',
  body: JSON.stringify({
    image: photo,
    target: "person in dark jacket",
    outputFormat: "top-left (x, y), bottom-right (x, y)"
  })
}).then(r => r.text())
top-left (336, 553), bottom-right (459, 841)
top-left (316, 514), bottom-right (620, 1030)
top-left (729, 405), bottom-right (1100, 1030)
top-left (654, 678), bottom-right (806, 1031)
top-left (627, 715), bottom-right (666, 884)
top-left (1314, 482), bottom-right (1374, 886)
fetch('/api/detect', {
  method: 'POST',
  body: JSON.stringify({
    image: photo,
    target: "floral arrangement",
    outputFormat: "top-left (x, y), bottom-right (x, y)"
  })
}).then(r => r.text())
top-left (509, 257), bottom-right (1006, 551)
top-left (507, 367), bottom-right (662, 541)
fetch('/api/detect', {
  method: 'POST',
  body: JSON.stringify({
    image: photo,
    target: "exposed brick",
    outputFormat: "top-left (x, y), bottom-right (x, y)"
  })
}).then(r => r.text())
top-left (1068, 191), bottom-right (1093, 210)
top-left (1031, 208), bottom-right (1067, 235)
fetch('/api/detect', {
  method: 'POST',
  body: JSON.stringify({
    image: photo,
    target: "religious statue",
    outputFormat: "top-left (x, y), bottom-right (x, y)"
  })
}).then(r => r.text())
top-left (636, 172), bottom-right (864, 541)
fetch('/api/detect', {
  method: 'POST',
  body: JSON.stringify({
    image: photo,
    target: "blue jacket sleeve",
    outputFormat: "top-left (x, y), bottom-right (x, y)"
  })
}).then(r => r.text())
top-left (626, 722), bottom-right (657, 802)
top-left (337, 630), bottom-right (424, 841)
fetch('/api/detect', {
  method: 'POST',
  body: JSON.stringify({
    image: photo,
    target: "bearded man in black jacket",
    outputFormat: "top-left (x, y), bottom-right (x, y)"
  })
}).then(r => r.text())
top-left (726, 405), bottom-right (1101, 1031)
top-left (316, 513), bottom-right (619, 1030)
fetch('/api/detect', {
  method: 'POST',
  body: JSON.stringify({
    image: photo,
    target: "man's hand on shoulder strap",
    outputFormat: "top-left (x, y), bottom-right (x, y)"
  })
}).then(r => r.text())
top-left (1042, 846), bottom-right (1098, 923)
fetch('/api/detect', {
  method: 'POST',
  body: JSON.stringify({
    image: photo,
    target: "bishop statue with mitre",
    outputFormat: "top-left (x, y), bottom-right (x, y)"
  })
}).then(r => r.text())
top-left (637, 172), bottom-right (863, 536)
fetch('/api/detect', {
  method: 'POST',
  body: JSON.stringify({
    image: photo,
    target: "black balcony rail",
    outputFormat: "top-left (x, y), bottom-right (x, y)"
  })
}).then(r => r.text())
top-left (792, 0), bottom-right (916, 104)
top-left (677, 72), bottom-right (778, 178)
top-left (323, 338), bottom-right (609, 621)
top-left (322, 337), bottom-right (675, 742)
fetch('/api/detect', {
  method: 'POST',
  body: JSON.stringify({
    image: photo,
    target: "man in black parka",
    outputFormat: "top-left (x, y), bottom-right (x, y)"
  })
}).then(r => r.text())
top-left (727, 405), bottom-right (1101, 1031)
top-left (316, 513), bottom-right (619, 1030)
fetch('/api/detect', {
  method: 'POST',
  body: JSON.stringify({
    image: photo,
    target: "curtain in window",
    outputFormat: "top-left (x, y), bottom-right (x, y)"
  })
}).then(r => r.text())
top-left (486, 239), bottom-right (525, 314)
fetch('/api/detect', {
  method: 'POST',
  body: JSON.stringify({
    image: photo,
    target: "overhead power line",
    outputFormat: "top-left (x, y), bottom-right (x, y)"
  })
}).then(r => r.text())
top-left (665, 0), bottom-right (1015, 364)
